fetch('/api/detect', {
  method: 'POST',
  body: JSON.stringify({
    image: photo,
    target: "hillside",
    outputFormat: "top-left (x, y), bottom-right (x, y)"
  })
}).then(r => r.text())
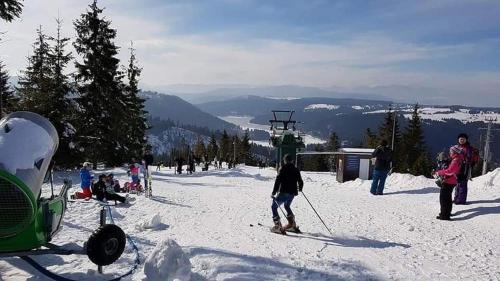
top-left (199, 96), bottom-right (500, 161)
top-left (142, 91), bottom-right (238, 132)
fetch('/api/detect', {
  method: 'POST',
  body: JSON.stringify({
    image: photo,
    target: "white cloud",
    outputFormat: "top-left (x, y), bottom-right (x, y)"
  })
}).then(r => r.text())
top-left (1, 0), bottom-right (499, 106)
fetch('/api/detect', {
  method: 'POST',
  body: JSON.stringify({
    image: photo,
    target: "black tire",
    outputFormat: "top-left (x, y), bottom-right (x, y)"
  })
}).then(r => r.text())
top-left (86, 224), bottom-right (126, 266)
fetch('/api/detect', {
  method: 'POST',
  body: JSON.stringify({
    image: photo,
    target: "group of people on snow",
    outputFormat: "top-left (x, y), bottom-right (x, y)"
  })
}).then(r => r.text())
top-left (433, 133), bottom-right (479, 220)
top-left (367, 133), bottom-right (479, 221)
top-left (270, 132), bottom-right (480, 235)
top-left (73, 149), bottom-right (154, 203)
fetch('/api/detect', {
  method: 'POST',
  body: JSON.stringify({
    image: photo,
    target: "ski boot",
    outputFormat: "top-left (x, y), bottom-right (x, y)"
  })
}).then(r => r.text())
top-left (270, 219), bottom-right (286, 235)
top-left (284, 215), bottom-right (301, 233)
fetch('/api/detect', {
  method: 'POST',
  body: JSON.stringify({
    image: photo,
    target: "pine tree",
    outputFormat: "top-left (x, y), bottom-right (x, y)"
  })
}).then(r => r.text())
top-left (0, 61), bottom-right (18, 115)
top-left (378, 107), bottom-right (403, 172)
top-left (73, 0), bottom-right (128, 165)
top-left (363, 128), bottom-right (378, 148)
top-left (220, 130), bottom-right (231, 161)
top-left (239, 130), bottom-right (252, 164)
top-left (194, 137), bottom-right (206, 157)
top-left (17, 23), bottom-right (78, 167)
top-left (48, 18), bottom-right (79, 167)
top-left (0, 0), bottom-right (23, 22)
top-left (207, 133), bottom-right (219, 160)
top-left (121, 41), bottom-right (147, 162)
top-left (325, 132), bottom-right (340, 151)
top-left (17, 26), bottom-right (53, 113)
top-left (403, 104), bottom-right (432, 176)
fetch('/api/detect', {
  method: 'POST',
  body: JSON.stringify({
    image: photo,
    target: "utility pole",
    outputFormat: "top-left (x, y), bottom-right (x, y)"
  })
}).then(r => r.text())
top-left (233, 138), bottom-right (236, 168)
top-left (479, 117), bottom-right (500, 175)
top-left (391, 108), bottom-right (396, 151)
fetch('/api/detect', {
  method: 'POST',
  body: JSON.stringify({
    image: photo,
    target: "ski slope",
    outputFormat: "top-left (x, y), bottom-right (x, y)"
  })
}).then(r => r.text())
top-left (1, 166), bottom-right (499, 280)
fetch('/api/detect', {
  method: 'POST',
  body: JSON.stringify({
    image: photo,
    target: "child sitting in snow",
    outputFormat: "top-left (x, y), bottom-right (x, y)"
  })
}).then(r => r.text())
top-left (74, 162), bottom-right (93, 199)
top-left (108, 173), bottom-right (121, 192)
top-left (104, 175), bottom-right (129, 204)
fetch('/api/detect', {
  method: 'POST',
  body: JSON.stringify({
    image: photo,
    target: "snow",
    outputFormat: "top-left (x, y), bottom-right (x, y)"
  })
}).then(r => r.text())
top-left (0, 117), bottom-right (54, 174)
top-left (340, 148), bottom-right (375, 154)
top-left (304, 104), bottom-right (340, 111)
top-left (1, 166), bottom-right (499, 280)
top-left (352, 106), bottom-right (364, 110)
top-left (363, 107), bottom-right (500, 124)
top-left (135, 213), bottom-right (165, 231)
top-left (144, 239), bottom-right (192, 281)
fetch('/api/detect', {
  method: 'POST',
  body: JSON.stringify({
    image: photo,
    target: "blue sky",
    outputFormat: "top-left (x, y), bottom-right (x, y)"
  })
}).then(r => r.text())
top-left (1, 0), bottom-right (500, 106)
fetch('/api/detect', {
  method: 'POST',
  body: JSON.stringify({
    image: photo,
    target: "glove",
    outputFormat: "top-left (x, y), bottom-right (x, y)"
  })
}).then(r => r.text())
top-left (271, 193), bottom-right (276, 199)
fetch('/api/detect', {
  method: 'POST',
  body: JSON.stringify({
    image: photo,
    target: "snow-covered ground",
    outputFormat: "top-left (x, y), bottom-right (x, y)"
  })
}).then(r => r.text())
top-left (1, 166), bottom-right (500, 280)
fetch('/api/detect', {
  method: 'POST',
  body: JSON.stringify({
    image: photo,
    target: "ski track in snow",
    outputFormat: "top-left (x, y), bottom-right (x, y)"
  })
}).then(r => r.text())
top-left (1, 166), bottom-right (499, 280)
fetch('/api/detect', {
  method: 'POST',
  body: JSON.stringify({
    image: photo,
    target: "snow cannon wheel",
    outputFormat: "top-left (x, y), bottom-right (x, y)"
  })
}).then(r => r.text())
top-left (86, 224), bottom-right (126, 266)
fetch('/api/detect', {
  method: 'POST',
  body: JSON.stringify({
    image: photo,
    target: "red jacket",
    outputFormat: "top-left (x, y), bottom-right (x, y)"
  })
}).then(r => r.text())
top-left (436, 154), bottom-right (463, 185)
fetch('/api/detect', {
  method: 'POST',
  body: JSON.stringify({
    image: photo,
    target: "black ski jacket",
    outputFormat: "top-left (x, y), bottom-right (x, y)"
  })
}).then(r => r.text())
top-left (372, 146), bottom-right (393, 171)
top-left (143, 154), bottom-right (154, 167)
top-left (272, 163), bottom-right (304, 196)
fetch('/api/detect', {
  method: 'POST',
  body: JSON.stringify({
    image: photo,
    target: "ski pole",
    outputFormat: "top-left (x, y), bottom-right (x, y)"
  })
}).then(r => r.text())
top-left (272, 197), bottom-right (288, 218)
top-left (300, 191), bottom-right (334, 236)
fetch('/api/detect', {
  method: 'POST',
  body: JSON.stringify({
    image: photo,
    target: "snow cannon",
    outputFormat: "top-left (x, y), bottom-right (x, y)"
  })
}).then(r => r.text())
top-left (0, 111), bottom-right (62, 251)
top-left (0, 112), bottom-right (126, 268)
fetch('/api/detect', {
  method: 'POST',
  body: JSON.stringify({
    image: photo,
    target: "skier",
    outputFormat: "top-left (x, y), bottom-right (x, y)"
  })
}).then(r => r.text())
top-left (454, 133), bottom-right (479, 204)
top-left (271, 154), bottom-right (304, 234)
top-left (75, 162), bottom-right (93, 199)
top-left (433, 145), bottom-right (464, 220)
top-left (370, 139), bottom-right (393, 195)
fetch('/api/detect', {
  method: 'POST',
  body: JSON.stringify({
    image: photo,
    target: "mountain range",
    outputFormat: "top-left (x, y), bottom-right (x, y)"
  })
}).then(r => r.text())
top-left (141, 91), bottom-right (500, 164)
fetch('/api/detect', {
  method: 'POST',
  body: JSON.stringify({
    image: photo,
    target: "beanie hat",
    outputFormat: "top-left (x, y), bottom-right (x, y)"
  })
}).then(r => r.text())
top-left (457, 133), bottom-right (468, 140)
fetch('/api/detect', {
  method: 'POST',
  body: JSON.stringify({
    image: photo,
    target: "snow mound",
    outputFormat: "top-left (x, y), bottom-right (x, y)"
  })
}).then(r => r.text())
top-left (471, 168), bottom-right (500, 189)
top-left (0, 117), bottom-right (53, 174)
top-left (144, 239), bottom-right (192, 281)
top-left (386, 173), bottom-right (435, 190)
top-left (136, 213), bottom-right (163, 230)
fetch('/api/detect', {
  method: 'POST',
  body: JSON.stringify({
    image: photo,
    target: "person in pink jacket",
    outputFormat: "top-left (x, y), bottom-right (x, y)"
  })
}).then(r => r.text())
top-left (433, 145), bottom-right (464, 220)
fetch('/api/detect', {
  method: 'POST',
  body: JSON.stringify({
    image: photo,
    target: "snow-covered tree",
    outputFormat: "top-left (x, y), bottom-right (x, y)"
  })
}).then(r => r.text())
top-left (73, 0), bottom-right (128, 165)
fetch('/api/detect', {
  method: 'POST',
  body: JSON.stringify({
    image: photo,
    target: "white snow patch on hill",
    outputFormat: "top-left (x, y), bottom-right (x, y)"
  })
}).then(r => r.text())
top-left (364, 107), bottom-right (500, 124)
top-left (304, 104), bottom-right (340, 111)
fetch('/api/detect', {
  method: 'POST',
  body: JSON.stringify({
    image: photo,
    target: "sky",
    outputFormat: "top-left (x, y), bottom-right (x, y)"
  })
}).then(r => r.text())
top-left (1, 0), bottom-right (500, 107)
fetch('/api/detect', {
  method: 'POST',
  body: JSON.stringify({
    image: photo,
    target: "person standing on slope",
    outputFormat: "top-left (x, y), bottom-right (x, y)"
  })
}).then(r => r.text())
top-left (271, 154), bottom-right (304, 234)
top-left (370, 139), bottom-right (393, 195)
top-left (433, 145), bottom-right (464, 220)
top-left (454, 133), bottom-right (479, 204)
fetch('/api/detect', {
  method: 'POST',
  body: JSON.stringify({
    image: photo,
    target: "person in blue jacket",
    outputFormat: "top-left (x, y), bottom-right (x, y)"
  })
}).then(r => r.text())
top-left (75, 162), bottom-right (93, 199)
